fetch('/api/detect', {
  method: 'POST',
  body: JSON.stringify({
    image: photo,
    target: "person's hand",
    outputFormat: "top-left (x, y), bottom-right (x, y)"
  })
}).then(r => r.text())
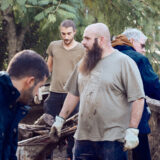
top-left (49, 116), bottom-right (65, 142)
top-left (124, 128), bottom-right (139, 151)
top-left (34, 95), bottom-right (41, 104)
top-left (34, 87), bottom-right (44, 104)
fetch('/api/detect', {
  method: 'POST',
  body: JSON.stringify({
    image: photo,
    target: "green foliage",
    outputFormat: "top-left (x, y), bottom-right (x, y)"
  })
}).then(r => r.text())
top-left (0, 0), bottom-right (12, 10)
top-left (84, 0), bottom-right (160, 75)
top-left (1, 0), bottom-right (159, 74)
top-left (0, 20), bottom-right (7, 70)
top-left (0, 0), bottom-right (89, 69)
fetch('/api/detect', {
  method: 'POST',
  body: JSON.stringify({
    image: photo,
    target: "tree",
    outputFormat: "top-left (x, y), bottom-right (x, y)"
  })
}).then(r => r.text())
top-left (0, 0), bottom-right (84, 62)
top-left (84, 0), bottom-right (160, 74)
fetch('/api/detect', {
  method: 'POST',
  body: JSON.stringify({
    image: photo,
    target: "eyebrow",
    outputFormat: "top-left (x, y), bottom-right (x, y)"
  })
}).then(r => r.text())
top-left (61, 32), bottom-right (72, 34)
top-left (83, 36), bottom-right (90, 39)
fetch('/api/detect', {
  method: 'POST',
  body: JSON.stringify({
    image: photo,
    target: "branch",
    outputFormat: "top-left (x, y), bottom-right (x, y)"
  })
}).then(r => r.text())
top-left (51, 0), bottom-right (62, 14)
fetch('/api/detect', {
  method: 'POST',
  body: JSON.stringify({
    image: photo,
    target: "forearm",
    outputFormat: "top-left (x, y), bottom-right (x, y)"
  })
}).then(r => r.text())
top-left (59, 92), bottom-right (79, 119)
top-left (129, 98), bottom-right (144, 128)
top-left (47, 56), bottom-right (53, 73)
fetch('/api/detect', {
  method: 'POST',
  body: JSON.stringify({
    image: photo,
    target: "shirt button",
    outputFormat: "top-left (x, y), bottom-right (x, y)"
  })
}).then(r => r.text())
top-left (2, 132), bottom-right (4, 137)
top-left (9, 105), bottom-right (13, 109)
top-left (22, 112), bottom-right (26, 115)
top-left (13, 128), bottom-right (17, 133)
top-left (12, 91), bottom-right (15, 95)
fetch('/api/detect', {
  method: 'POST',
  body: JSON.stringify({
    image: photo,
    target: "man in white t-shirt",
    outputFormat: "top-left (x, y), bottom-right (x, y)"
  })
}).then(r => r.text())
top-left (50, 23), bottom-right (145, 160)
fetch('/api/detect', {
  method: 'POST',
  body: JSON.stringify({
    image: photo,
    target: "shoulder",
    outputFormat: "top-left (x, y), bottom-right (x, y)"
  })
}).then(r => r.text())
top-left (48, 40), bottom-right (63, 48)
top-left (114, 50), bottom-right (138, 68)
top-left (121, 48), bottom-right (149, 64)
top-left (0, 72), bottom-right (10, 97)
top-left (114, 49), bottom-right (133, 61)
top-left (75, 42), bottom-right (85, 51)
top-left (0, 72), bottom-right (11, 85)
top-left (76, 42), bottom-right (84, 48)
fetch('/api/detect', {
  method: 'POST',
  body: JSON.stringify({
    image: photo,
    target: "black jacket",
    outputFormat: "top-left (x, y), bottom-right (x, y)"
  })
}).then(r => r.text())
top-left (114, 45), bottom-right (160, 134)
top-left (0, 71), bottom-right (30, 160)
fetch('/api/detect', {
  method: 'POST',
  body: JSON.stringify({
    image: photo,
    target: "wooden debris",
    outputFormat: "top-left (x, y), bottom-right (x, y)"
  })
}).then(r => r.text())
top-left (34, 113), bottom-right (54, 126)
top-left (17, 113), bottom-right (78, 160)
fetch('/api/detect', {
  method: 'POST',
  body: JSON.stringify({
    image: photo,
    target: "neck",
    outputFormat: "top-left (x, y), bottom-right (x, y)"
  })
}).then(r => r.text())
top-left (11, 78), bottom-right (24, 93)
top-left (102, 45), bottom-right (115, 58)
top-left (63, 39), bottom-right (77, 50)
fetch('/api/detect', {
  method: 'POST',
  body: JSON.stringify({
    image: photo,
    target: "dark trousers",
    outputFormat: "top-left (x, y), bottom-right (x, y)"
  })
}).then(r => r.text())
top-left (132, 133), bottom-right (151, 160)
top-left (43, 92), bottom-right (79, 159)
top-left (73, 140), bottom-right (127, 160)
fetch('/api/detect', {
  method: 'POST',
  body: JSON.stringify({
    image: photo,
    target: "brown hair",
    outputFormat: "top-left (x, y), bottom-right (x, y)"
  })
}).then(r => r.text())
top-left (7, 50), bottom-right (49, 81)
top-left (60, 19), bottom-right (76, 31)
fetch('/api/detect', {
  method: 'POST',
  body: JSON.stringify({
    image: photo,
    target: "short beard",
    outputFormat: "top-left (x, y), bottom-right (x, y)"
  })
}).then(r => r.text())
top-left (79, 38), bottom-right (102, 75)
top-left (63, 37), bottom-right (74, 46)
top-left (18, 81), bottom-right (38, 105)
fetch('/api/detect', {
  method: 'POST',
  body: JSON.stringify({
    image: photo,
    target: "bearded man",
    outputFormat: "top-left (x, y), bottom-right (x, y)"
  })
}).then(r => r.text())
top-left (44, 19), bottom-right (85, 160)
top-left (50, 23), bottom-right (145, 160)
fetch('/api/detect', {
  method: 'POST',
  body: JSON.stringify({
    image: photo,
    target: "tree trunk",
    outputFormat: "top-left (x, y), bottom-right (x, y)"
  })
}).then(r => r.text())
top-left (2, 8), bottom-right (28, 62)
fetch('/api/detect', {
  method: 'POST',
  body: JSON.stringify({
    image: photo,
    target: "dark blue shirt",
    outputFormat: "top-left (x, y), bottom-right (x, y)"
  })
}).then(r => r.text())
top-left (0, 71), bottom-right (30, 160)
top-left (114, 45), bottom-right (160, 134)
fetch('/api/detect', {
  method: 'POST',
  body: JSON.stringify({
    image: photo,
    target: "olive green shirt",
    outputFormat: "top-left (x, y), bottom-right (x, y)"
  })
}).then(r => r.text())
top-left (65, 50), bottom-right (145, 141)
top-left (47, 40), bottom-right (85, 93)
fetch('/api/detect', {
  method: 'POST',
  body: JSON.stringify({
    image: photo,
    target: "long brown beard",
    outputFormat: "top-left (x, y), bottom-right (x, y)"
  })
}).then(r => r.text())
top-left (79, 39), bottom-right (102, 75)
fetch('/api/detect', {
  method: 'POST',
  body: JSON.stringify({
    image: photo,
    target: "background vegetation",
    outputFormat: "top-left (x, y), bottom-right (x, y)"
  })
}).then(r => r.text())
top-left (0, 0), bottom-right (160, 74)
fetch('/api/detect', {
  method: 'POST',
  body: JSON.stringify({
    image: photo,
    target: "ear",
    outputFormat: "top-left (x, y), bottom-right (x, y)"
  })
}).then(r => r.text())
top-left (24, 76), bottom-right (35, 88)
top-left (73, 30), bottom-right (76, 35)
top-left (98, 36), bottom-right (104, 45)
top-left (129, 38), bottom-right (134, 44)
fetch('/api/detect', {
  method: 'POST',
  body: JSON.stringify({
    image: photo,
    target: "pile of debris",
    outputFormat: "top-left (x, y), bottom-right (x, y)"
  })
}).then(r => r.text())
top-left (17, 113), bottom-right (78, 160)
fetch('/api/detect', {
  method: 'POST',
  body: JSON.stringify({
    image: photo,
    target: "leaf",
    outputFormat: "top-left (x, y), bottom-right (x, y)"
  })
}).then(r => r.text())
top-left (44, 6), bottom-right (55, 15)
top-left (34, 11), bottom-right (45, 21)
top-left (48, 14), bottom-right (56, 23)
top-left (17, 0), bottom-right (26, 6)
top-left (27, 0), bottom-right (38, 5)
top-left (42, 21), bottom-right (50, 31)
top-left (1, 0), bottom-right (11, 10)
top-left (59, 4), bottom-right (76, 13)
top-left (52, 0), bottom-right (58, 5)
top-left (38, 0), bottom-right (51, 6)
top-left (13, 3), bottom-right (26, 23)
top-left (57, 9), bottom-right (76, 19)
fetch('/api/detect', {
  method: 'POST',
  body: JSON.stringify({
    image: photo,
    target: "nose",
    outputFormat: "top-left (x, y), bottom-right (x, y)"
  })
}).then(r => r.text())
top-left (81, 39), bottom-right (85, 46)
top-left (142, 47), bottom-right (146, 55)
top-left (64, 34), bottom-right (69, 39)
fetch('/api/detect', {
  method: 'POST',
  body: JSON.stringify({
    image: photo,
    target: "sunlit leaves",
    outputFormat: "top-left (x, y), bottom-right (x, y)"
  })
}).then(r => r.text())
top-left (0, 0), bottom-right (12, 10)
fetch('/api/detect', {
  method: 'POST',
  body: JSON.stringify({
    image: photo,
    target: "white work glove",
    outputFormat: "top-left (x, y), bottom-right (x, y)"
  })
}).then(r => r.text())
top-left (49, 116), bottom-right (65, 142)
top-left (34, 95), bottom-right (41, 104)
top-left (34, 87), bottom-right (45, 104)
top-left (124, 128), bottom-right (139, 151)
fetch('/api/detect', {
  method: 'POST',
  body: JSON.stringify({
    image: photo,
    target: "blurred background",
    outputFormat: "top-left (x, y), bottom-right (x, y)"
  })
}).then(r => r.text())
top-left (0, 0), bottom-right (160, 74)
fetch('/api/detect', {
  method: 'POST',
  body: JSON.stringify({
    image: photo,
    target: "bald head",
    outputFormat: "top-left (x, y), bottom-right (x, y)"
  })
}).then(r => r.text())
top-left (82, 23), bottom-right (114, 55)
top-left (84, 23), bottom-right (111, 42)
